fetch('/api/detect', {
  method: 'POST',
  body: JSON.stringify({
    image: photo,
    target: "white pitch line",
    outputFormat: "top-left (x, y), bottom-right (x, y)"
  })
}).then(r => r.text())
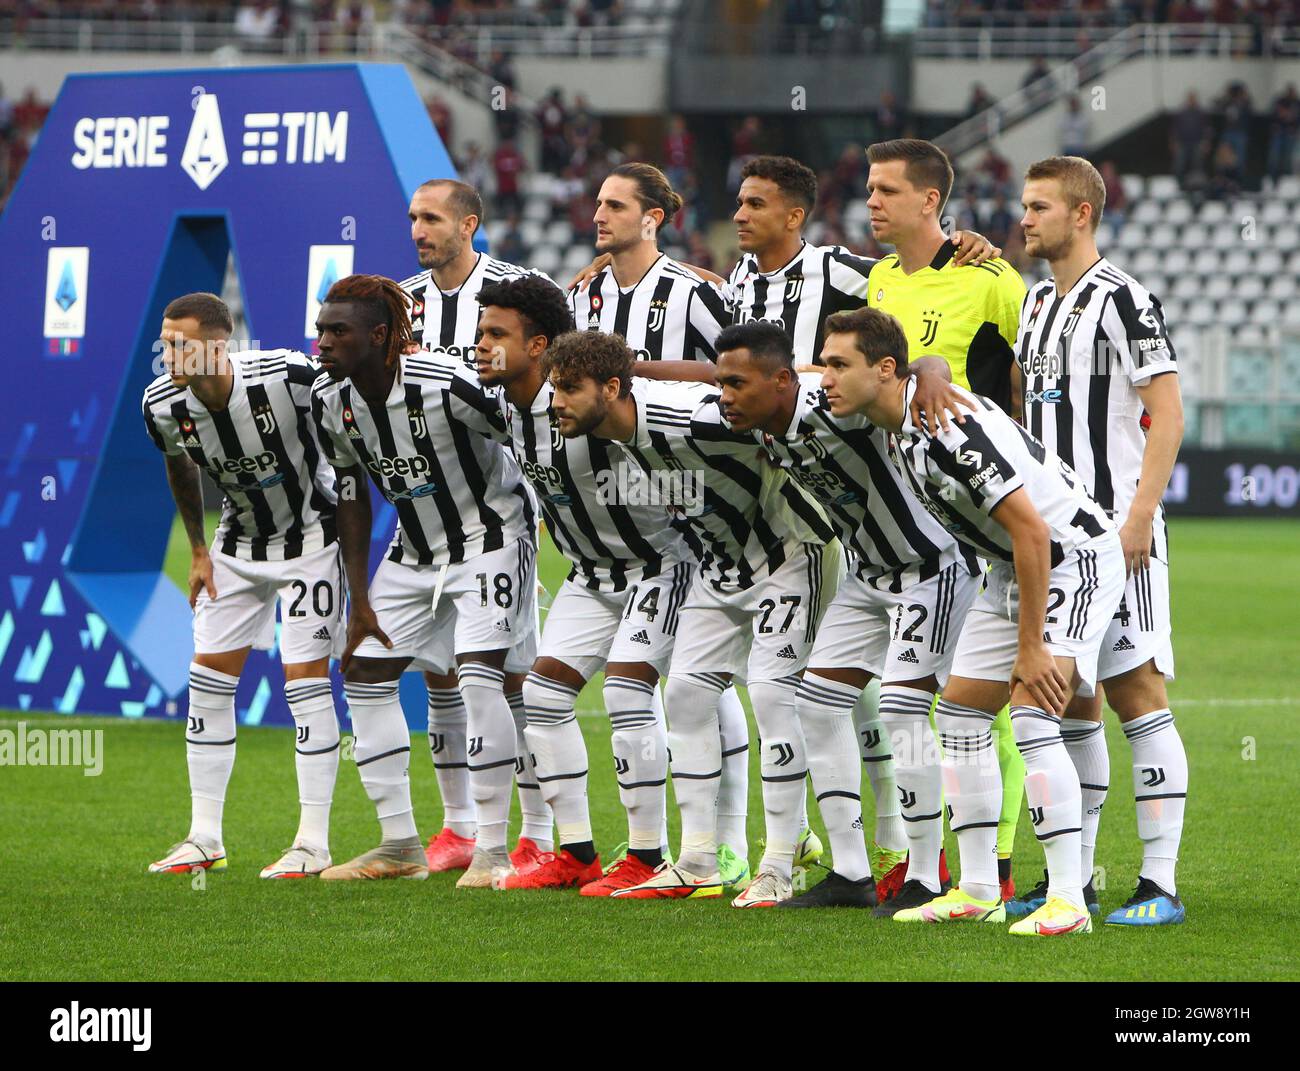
top-left (1173, 698), bottom-right (1298, 707)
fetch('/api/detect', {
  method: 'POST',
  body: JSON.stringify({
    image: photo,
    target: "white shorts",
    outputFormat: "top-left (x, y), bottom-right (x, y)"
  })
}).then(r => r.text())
top-left (1096, 557), bottom-right (1175, 683)
top-left (538, 561), bottom-right (695, 681)
top-left (668, 542), bottom-right (842, 683)
top-left (193, 542), bottom-right (345, 664)
top-left (355, 537), bottom-right (538, 671)
top-left (949, 532), bottom-right (1126, 698)
top-left (811, 561), bottom-right (980, 686)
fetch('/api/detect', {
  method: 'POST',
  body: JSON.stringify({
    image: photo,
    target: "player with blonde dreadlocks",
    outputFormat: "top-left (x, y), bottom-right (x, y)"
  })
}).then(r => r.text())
top-left (309, 274), bottom-right (541, 882)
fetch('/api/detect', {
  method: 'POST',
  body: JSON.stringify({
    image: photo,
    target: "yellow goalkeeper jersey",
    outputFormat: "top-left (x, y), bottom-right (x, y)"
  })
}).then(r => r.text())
top-left (868, 241), bottom-right (1026, 413)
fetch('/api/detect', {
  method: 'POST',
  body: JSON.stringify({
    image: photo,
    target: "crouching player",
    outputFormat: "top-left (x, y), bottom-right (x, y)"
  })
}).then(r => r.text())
top-left (142, 293), bottom-right (344, 878)
top-left (822, 308), bottom-right (1125, 935)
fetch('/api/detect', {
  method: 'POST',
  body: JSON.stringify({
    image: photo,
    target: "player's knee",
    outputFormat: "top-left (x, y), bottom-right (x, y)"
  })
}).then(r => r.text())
top-left (344, 657), bottom-right (400, 686)
top-left (1104, 661), bottom-right (1169, 720)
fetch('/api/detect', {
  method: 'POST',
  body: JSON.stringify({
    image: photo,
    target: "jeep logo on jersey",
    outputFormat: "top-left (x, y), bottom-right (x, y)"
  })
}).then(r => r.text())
top-left (647, 300), bottom-right (667, 334)
top-left (1022, 351), bottom-right (1064, 377)
top-left (252, 403), bottom-right (276, 435)
top-left (920, 309), bottom-right (941, 347)
top-left (407, 407), bottom-right (428, 440)
top-left (208, 450), bottom-right (277, 477)
top-left (367, 455), bottom-right (432, 480)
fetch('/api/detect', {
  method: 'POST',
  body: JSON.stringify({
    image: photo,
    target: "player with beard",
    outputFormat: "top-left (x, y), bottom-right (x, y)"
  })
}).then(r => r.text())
top-left (399, 178), bottom-right (555, 876)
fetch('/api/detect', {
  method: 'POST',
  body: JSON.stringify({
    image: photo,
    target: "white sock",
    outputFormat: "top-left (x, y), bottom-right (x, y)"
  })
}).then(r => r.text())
top-left (881, 684), bottom-right (943, 891)
top-left (1061, 717), bottom-right (1108, 887)
top-left (716, 684), bottom-right (749, 860)
top-left (665, 672), bottom-right (725, 873)
top-left (458, 662), bottom-right (516, 852)
top-left (605, 675), bottom-right (667, 851)
top-left (749, 676), bottom-right (806, 881)
top-left (508, 688), bottom-right (553, 850)
top-left (186, 663), bottom-right (239, 846)
top-left (650, 683), bottom-right (671, 854)
top-left (345, 680), bottom-right (418, 843)
top-left (522, 672), bottom-right (590, 847)
top-left (797, 674), bottom-right (870, 882)
top-left (1123, 708), bottom-right (1187, 896)
top-left (852, 677), bottom-right (905, 852)
top-left (284, 677), bottom-right (339, 852)
top-left (426, 686), bottom-right (475, 838)
top-left (1011, 705), bottom-right (1083, 910)
top-left (935, 697), bottom-right (1001, 902)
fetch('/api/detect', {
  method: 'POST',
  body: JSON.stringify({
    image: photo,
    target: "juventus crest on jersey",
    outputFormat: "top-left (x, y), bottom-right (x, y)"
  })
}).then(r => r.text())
top-left (725, 241), bottom-right (876, 363)
top-left (895, 381), bottom-right (1115, 567)
top-left (618, 379), bottom-right (834, 592)
top-left (310, 350), bottom-right (533, 566)
top-left (570, 253), bottom-right (730, 361)
top-left (1016, 257), bottom-right (1178, 561)
top-left (493, 380), bottom-right (690, 593)
top-left (399, 253), bottom-right (555, 366)
top-left (755, 373), bottom-right (977, 593)
top-left (142, 350), bottom-right (338, 562)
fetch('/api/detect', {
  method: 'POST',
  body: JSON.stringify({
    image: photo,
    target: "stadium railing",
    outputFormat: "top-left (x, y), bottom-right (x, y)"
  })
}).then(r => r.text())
top-left (931, 23), bottom-right (1295, 163)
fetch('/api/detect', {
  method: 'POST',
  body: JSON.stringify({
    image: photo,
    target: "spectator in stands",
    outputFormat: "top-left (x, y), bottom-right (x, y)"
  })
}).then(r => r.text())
top-left (686, 231), bottom-right (715, 274)
top-left (726, 115), bottom-right (763, 194)
top-left (493, 88), bottom-right (521, 142)
top-left (1207, 140), bottom-right (1243, 202)
top-left (985, 189), bottom-right (1015, 249)
top-left (1215, 81), bottom-right (1253, 177)
top-left (1171, 91), bottom-right (1209, 188)
top-left (876, 89), bottom-right (905, 142)
top-left (537, 88), bottom-right (570, 174)
top-left (953, 185), bottom-right (983, 235)
top-left (965, 82), bottom-right (995, 121)
top-left (496, 212), bottom-right (527, 265)
top-left (1022, 56), bottom-right (1056, 106)
top-left (1059, 95), bottom-right (1092, 157)
top-left (492, 138), bottom-right (526, 217)
top-left (663, 114), bottom-right (695, 192)
top-left (235, 1), bottom-right (279, 47)
top-left (579, 0), bottom-right (623, 27)
top-left (1098, 159), bottom-right (1128, 231)
top-left (1267, 84), bottom-right (1299, 180)
top-left (974, 146), bottom-right (1012, 196)
top-left (459, 141), bottom-right (492, 198)
top-left (426, 94), bottom-right (453, 152)
top-left (489, 50), bottom-right (517, 91)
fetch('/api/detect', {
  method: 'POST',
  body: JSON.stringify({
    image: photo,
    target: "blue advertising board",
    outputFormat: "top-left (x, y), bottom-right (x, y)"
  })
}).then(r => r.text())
top-left (0, 63), bottom-right (458, 728)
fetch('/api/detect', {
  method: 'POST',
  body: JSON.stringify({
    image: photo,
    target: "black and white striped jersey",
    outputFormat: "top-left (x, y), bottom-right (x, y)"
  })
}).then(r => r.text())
top-left (618, 379), bottom-right (835, 593)
top-left (725, 241), bottom-right (876, 363)
top-left (310, 351), bottom-right (533, 566)
top-left (495, 381), bottom-right (691, 593)
top-left (1017, 257), bottom-right (1178, 561)
top-left (400, 253), bottom-right (555, 367)
top-left (895, 381), bottom-right (1115, 567)
top-left (754, 373), bottom-right (978, 592)
top-left (142, 350), bottom-right (337, 562)
top-left (570, 253), bottom-right (730, 362)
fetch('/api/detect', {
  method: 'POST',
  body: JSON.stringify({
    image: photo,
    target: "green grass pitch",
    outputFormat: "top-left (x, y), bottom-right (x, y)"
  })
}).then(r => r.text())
top-left (1, 518), bottom-right (1296, 980)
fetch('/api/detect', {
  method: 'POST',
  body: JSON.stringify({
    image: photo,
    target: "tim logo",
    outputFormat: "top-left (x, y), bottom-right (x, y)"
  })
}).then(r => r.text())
top-left (408, 407), bottom-right (428, 440)
top-left (920, 309), bottom-right (942, 347)
top-left (647, 300), bottom-right (667, 334)
top-left (783, 276), bottom-right (805, 303)
top-left (253, 403), bottom-right (276, 435)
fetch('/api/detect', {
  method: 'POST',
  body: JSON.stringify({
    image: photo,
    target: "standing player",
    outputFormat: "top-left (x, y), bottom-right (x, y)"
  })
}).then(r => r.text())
top-left (1005, 157), bottom-right (1188, 926)
top-left (400, 177), bottom-right (554, 873)
top-left (142, 293), bottom-right (344, 879)
top-left (659, 320), bottom-right (979, 910)
top-left (310, 274), bottom-right (538, 884)
top-left (568, 162), bottom-right (763, 886)
top-left (822, 308), bottom-right (1125, 936)
top-left (466, 275), bottom-right (695, 892)
top-left (864, 138), bottom-right (1030, 900)
top-left (545, 331), bottom-right (842, 906)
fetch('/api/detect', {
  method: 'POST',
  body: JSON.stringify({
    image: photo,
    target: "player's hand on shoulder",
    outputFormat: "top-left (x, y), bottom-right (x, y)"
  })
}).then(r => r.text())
top-left (909, 360), bottom-right (976, 435)
top-left (951, 230), bottom-right (1002, 266)
top-left (566, 252), bottom-right (613, 292)
top-left (188, 546), bottom-right (216, 610)
top-left (340, 604), bottom-right (392, 673)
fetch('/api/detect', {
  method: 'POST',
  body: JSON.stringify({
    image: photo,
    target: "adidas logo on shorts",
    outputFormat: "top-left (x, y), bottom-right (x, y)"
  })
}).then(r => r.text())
top-left (777, 644), bottom-right (797, 660)
top-left (312, 626), bottom-right (330, 640)
top-left (897, 647), bottom-right (920, 664)
top-left (1113, 635), bottom-right (1136, 652)
top-left (629, 629), bottom-right (651, 645)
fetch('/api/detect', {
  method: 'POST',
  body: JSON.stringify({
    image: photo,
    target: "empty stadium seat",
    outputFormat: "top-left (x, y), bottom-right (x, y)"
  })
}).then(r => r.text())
top-left (1147, 175), bottom-right (1180, 201)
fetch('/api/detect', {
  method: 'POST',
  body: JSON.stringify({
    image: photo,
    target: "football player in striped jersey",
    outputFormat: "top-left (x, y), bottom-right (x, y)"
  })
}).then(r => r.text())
top-left (142, 292), bottom-right (343, 880)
